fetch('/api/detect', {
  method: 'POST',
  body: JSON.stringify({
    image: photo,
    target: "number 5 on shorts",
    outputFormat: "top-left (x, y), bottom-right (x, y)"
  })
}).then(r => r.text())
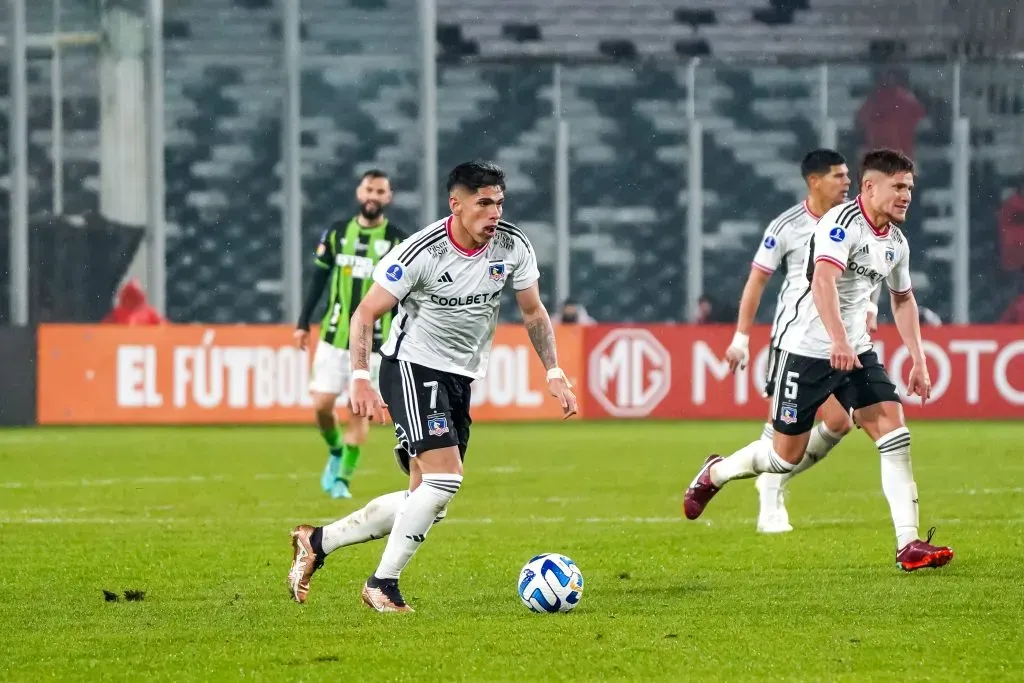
top-left (783, 371), bottom-right (799, 400)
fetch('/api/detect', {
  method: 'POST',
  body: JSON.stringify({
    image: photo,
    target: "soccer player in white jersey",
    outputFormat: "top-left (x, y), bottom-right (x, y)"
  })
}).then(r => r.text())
top-left (723, 149), bottom-right (853, 534)
top-left (285, 161), bottom-right (579, 610)
top-left (686, 149), bottom-right (954, 571)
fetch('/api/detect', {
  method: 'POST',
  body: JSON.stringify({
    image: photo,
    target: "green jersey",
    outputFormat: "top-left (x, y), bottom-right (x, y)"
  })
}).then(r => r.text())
top-left (314, 217), bottom-right (404, 350)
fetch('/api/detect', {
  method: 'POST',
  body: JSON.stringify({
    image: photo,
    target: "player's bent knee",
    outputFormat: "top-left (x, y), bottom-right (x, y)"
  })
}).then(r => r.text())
top-left (771, 431), bottom-right (810, 465)
top-left (819, 398), bottom-right (853, 436)
top-left (823, 412), bottom-right (853, 436)
top-left (852, 401), bottom-right (905, 442)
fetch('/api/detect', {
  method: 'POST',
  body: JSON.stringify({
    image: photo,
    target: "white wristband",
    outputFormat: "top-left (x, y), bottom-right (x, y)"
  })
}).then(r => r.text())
top-left (866, 302), bottom-right (879, 315)
top-left (547, 368), bottom-right (571, 387)
top-left (351, 369), bottom-right (371, 382)
top-left (730, 331), bottom-right (749, 349)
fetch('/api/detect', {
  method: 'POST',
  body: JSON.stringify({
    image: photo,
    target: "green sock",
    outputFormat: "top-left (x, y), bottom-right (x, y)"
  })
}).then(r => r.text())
top-left (322, 425), bottom-right (343, 455)
top-left (340, 444), bottom-right (361, 481)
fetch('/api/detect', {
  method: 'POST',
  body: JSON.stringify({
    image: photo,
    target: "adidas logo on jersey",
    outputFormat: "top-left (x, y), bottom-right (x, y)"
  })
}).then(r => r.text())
top-left (437, 272), bottom-right (454, 283)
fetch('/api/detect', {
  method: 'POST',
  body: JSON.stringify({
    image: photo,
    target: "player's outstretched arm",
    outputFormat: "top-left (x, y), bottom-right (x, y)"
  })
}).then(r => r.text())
top-left (347, 283), bottom-right (399, 423)
top-left (890, 289), bottom-right (931, 403)
top-left (812, 262), bottom-right (860, 371)
top-left (727, 267), bottom-right (772, 371)
top-left (515, 283), bottom-right (578, 419)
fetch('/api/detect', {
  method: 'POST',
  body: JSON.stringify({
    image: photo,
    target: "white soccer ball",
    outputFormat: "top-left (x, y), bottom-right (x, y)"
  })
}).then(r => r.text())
top-left (517, 553), bottom-right (584, 613)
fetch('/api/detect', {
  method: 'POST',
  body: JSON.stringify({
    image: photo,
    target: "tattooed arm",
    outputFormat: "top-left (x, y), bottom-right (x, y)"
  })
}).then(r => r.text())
top-left (347, 284), bottom-right (399, 422)
top-left (516, 282), bottom-right (578, 418)
top-left (348, 284), bottom-right (399, 371)
top-left (516, 283), bottom-right (558, 370)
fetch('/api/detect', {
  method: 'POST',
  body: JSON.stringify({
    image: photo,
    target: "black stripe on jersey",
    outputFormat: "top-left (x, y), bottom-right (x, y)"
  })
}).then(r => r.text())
top-left (767, 204), bottom-right (805, 236)
top-left (496, 221), bottom-right (535, 256)
top-left (804, 234), bottom-right (817, 282)
top-left (774, 286), bottom-right (812, 352)
top-left (770, 275), bottom-right (793, 337)
top-left (398, 227), bottom-right (446, 266)
top-left (891, 229), bottom-right (905, 246)
top-left (836, 202), bottom-right (860, 228)
top-left (397, 225), bottom-right (445, 259)
top-left (392, 228), bottom-right (442, 266)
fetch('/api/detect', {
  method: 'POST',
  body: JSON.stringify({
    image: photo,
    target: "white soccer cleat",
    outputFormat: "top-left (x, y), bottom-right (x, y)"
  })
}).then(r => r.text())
top-left (757, 512), bottom-right (794, 535)
top-left (755, 476), bottom-right (793, 534)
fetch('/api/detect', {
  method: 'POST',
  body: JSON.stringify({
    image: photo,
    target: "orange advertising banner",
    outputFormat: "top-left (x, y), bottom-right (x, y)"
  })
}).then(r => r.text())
top-left (38, 323), bottom-right (1021, 425)
top-left (36, 324), bottom-right (584, 425)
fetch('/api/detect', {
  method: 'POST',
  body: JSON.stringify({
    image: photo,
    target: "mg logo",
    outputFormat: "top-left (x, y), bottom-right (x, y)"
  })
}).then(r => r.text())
top-left (589, 329), bottom-right (671, 417)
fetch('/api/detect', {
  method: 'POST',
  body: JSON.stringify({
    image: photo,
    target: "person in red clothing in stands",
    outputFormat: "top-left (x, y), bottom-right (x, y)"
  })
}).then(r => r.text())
top-left (999, 291), bottom-right (1024, 323)
top-left (998, 183), bottom-right (1024, 271)
top-left (857, 68), bottom-right (926, 161)
top-left (102, 278), bottom-right (164, 325)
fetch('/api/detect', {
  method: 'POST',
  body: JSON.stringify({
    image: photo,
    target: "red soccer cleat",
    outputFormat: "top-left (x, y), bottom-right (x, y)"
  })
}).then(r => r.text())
top-left (683, 454), bottom-right (724, 520)
top-left (896, 527), bottom-right (954, 572)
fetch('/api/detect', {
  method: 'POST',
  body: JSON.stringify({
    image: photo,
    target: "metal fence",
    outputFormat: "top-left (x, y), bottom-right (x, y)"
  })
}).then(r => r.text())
top-left (4, 1), bottom-right (1024, 326)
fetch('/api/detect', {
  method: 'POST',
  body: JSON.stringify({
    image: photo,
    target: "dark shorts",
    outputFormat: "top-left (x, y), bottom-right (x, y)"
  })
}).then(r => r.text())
top-left (771, 350), bottom-right (900, 435)
top-left (379, 358), bottom-right (473, 462)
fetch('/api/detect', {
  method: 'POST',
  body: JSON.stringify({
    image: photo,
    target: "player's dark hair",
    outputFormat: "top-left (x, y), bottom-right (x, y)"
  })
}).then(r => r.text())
top-left (360, 168), bottom-right (389, 182)
top-left (861, 149), bottom-right (915, 176)
top-left (446, 161), bottom-right (506, 193)
top-left (800, 149), bottom-right (846, 179)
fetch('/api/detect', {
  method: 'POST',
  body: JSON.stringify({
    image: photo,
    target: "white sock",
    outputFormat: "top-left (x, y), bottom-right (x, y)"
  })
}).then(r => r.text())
top-left (755, 422), bottom-right (783, 516)
top-left (374, 473), bottom-right (462, 580)
top-left (755, 471), bottom-right (783, 521)
top-left (710, 440), bottom-right (794, 487)
top-left (781, 422), bottom-right (845, 483)
top-left (877, 427), bottom-right (919, 549)
top-left (321, 490), bottom-right (408, 554)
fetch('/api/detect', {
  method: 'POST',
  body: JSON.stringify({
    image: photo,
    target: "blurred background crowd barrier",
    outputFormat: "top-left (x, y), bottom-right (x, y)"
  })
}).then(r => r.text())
top-left (2, 0), bottom-right (1023, 329)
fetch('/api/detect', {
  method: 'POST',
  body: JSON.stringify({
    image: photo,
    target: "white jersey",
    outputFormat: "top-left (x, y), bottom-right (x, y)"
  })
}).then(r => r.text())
top-left (750, 200), bottom-right (822, 342)
top-left (777, 197), bottom-right (912, 359)
top-left (373, 216), bottom-right (540, 380)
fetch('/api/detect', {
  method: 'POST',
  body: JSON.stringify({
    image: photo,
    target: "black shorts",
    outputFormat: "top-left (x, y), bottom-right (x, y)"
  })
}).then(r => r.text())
top-left (379, 358), bottom-right (473, 461)
top-left (771, 350), bottom-right (900, 435)
top-left (763, 344), bottom-right (782, 398)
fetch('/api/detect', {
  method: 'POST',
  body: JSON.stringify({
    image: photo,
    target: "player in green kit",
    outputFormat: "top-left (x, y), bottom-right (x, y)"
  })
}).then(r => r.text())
top-left (294, 170), bottom-right (405, 499)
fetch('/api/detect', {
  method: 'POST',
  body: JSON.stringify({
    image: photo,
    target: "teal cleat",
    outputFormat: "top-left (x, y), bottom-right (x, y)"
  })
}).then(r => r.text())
top-left (321, 453), bottom-right (341, 493)
top-left (330, 478), bottom-right (352, 500)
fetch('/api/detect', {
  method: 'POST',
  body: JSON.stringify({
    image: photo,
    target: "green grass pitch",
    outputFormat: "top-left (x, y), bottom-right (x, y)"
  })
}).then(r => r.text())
top-left (1, 421), bottom-right (1022, 681)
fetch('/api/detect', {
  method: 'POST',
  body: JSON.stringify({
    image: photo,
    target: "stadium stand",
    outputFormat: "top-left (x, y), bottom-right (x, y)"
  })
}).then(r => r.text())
top-left (0, 0), bottom-right (1020, 323)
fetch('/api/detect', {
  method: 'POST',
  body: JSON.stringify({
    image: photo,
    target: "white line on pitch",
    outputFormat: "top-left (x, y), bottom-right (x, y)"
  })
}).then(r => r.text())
top-left (0, 471), bottom-right (339, 489)
top-left (0, 432), bottom-right (70, 445)
top-left (0, 465), bottom-right (534, 490)
top-left (0, 515), bottom-right (1017, 527)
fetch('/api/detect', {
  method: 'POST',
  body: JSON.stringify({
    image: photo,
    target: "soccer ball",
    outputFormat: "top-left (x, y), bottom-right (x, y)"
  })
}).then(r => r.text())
top-left (517, 553), bottom-right (584, 613)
